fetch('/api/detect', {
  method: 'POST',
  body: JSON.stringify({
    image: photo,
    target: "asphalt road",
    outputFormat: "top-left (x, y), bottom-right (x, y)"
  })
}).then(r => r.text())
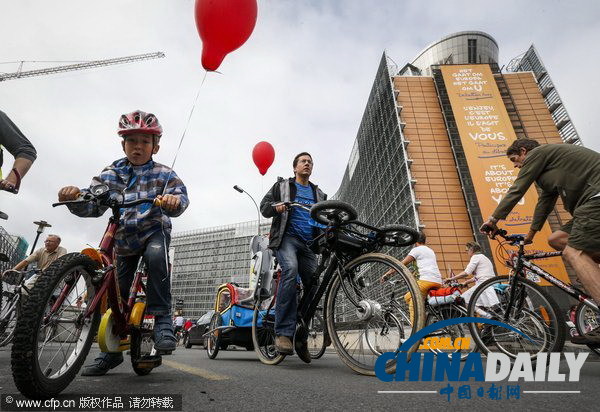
top-left (1, 343), bottom-right (600, 411)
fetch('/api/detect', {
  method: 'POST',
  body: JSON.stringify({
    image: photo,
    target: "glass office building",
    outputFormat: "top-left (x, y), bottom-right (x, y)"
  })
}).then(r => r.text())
top-left (170, 220), bottom-right (271, 319)
top-left (336, 32), bottom-right (580, 308)
top-left (506, 45), bottom-right (582, 145)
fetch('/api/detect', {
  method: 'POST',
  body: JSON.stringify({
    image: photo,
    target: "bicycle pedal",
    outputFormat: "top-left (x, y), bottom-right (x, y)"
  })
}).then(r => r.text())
top-left (154, 349), bottom-right (173, 355)
top-left (134, 355), bottom-right (162, 368)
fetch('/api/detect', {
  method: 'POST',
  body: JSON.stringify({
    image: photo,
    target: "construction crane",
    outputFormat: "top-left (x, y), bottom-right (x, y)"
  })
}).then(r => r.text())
top-left (0, 52), bottom-right (165, 82)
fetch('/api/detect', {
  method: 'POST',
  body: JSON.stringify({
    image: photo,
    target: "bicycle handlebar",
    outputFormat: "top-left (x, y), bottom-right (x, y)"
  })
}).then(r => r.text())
top-left (481, 226), bottom-right (525, 244)
top-left (53, 195), bottom-right (159, 209)
top-left (272, 201), bottom-right (312, 212)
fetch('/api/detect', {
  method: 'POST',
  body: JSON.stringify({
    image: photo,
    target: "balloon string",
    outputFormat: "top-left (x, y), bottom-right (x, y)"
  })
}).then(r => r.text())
top-left (162, 70), bottom-right (208, 195)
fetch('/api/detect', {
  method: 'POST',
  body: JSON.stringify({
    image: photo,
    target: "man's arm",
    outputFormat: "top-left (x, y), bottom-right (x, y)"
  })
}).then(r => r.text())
top-left (0, 111), bottom-right (37, 190)
top-left (13, 259), bottom-right (30, 271)
top-left (492, 148), bottom-right (549, 221)
top-left (13, 248), bottom-right (39, 270)
top-left (0, 111), bottom-right (37, 165)
top-left (260, 182), bottom-right (280, 218)
top-left (526, 190), bottom-right (559, 242)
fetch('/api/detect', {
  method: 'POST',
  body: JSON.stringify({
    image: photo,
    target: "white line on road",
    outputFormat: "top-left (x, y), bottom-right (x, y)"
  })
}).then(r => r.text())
top-left (162, 359), bottom-right (230, 381)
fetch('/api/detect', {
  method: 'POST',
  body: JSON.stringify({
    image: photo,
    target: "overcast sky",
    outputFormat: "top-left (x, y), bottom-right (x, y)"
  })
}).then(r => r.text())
top-left (1, 0), bottom-right (599, 253)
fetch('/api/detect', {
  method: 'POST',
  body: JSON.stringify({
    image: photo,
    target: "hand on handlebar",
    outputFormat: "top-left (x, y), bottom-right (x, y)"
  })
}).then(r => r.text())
top-left (479, 218), bottom-right (500, 238)
top-left (58, 186), bottom-right (81, 202)
top-left (273, 202), bottom-right (287, 214)
top-left (156, 194), bottom-right (180, 212)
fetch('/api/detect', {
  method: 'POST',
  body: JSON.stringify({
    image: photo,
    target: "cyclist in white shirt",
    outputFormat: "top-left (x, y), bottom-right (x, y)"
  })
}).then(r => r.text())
top-left (381, 231), bottom-right (442, 322)
top-left (446, 242), bottom-right (499, 313)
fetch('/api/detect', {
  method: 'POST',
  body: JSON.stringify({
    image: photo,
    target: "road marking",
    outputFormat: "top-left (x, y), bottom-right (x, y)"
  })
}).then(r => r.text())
top-left (162, 359), bottom-right (229, 381)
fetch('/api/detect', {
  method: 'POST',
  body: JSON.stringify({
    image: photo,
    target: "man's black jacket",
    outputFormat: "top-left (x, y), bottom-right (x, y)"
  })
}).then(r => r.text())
top-left (260, 177), bottom-right (327, 249)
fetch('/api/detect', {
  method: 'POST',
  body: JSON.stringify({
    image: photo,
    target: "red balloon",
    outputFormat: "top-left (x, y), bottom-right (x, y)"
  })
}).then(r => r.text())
top-left (252, 142), bottom-right (275, 176)
top-left (195, 0), bottom-right (258, 71)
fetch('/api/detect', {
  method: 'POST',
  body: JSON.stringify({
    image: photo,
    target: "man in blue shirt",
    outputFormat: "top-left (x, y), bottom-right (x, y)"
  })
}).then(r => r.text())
top-left (260, 152), bottom-right (327, 363)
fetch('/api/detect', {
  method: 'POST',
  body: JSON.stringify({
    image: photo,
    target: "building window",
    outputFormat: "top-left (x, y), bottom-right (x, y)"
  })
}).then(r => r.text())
top-left (468, 39), bottom-right (477, 64)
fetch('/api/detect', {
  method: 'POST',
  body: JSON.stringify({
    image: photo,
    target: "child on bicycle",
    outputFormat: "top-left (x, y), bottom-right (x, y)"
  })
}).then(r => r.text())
top-left (57, 110), bottom-right (189, 376)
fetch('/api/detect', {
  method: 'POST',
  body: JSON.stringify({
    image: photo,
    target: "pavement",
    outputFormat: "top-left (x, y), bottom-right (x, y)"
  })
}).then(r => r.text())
top-left (1, 343), bottom-right (600, 411)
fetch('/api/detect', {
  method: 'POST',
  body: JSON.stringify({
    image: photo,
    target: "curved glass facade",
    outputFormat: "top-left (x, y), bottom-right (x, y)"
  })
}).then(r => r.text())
top-left (408, 31), bottom-right (499, 76)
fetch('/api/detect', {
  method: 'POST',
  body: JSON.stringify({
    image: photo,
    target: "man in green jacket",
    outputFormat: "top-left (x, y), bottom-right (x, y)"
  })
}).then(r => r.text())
top-left (480, 138), bottom-right (600, 344)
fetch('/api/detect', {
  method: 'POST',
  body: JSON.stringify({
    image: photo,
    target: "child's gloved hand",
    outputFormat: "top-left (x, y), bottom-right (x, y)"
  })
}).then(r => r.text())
top-left (156, 194), bottom-right (180, 212)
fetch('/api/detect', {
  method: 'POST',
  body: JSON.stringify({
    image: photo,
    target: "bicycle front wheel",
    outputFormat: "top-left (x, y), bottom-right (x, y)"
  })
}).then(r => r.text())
top-left (467, 275), bottom-right (565, 359)
top-left (575, 301), bottom-right (600, 356)
top-left (11, 253), bottom-right (100, 399)
top-left (325, 252), bottom-right (425, 376)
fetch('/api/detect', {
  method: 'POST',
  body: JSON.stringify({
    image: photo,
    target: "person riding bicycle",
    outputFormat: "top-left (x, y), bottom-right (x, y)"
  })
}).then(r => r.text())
top-left (381, 231), bottom-right (442, 323)
top-left (13, 234), bottom-right (67, 293)
top-left (480, 138), bottom-right (600, 344)
top-left (174, 314), bottom-right (184, 337)
top-left (57, 110), bottom-right (189, 375)
top-left (0, 110), bottom-right (37, 193)
top-left (445, 241), bottom-right (499, 314)
top-left (260, 152), bottom-right (327, 363)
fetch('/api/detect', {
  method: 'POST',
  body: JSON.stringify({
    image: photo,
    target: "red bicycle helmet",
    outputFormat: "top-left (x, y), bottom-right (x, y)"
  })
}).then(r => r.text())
top-left (117, 110), bottom-right (163, 137)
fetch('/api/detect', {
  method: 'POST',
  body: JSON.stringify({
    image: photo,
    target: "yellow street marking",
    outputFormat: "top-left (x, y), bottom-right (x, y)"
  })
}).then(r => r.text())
top-left (162, 359), bottom-right (229, 381)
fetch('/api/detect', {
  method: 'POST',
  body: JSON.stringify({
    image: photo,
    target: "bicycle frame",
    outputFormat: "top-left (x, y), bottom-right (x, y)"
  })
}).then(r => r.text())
top-left (47, 214), bottom-right (146, 337)
top-left (504, 241), bottom-right (599, 321)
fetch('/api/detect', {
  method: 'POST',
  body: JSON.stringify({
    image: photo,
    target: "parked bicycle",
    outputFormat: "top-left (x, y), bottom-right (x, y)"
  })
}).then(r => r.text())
top-left (467, 228), bottom-right (599, 359)
top-left (251, 200), bottom-right (424, 375)
top-left (0, 268), bottom-right (40, 347)
top-left (11, 184), bottom-right (164, 399)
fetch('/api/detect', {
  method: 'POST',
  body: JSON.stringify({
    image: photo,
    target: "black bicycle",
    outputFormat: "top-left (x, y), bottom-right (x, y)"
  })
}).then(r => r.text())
top-left (251, 200), bottom-right (424, 376)
top-left (467, 228), bottom-right (599, 359)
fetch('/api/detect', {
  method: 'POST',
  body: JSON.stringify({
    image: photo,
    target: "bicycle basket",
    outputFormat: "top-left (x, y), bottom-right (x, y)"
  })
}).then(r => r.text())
top-left (1, 269), bottom-right (23, 286)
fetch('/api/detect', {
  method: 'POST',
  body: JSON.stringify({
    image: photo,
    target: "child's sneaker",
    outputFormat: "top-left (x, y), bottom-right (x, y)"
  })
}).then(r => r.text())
top-left (81, 352), bottom-right (124, 376)
top-left (153, 315), bottom-right (177, 353)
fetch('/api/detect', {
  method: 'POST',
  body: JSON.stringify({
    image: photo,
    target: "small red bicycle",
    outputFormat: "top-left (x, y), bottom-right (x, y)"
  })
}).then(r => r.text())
top-left (11, 184), bottom-right (163, 399)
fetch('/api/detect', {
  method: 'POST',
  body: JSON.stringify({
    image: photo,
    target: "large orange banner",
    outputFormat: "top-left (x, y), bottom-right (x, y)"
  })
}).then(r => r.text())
top-left (441, 64), bottom-right (569, 284)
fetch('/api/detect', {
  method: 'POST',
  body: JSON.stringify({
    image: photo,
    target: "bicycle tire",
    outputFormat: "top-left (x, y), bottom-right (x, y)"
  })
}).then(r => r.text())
top-left (425, 304), bottom-right (474, 360)
top-left (0, 295), bottom-right (19, 347)
top-left (466, 275), bottom-right (565, 359)
top-left (310, 200), bottom-right (358, 226)
top-left (206, 313), bottom-right (222, 359)
top-left (325, 252), bottom-right (425, 376)
top-left (574, 301), bottom-right (600, 356)
top-left (11, 253), bottom-right (100, 399)
top-left (307, 312), bottom-right (327, 359)
top-left (251, 300), bottom-right (285, 365)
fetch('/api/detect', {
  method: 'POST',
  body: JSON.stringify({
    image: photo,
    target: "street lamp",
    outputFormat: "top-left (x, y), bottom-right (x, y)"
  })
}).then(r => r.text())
top-left (233, 185), bottom-right (261, 235)
top-left (30, 220), bottom-right (52, 254)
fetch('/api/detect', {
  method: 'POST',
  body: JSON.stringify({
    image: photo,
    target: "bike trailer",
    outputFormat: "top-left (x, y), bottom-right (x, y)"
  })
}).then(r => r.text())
top-left (214, 283), bottom-right (258, 328)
